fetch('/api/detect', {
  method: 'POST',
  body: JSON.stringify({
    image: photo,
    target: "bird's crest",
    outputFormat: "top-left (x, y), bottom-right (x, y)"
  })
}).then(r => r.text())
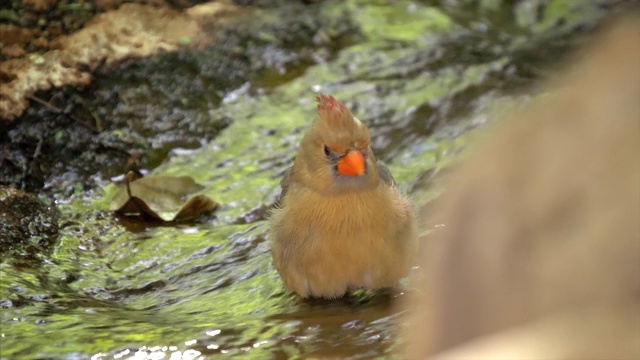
top-left (312, 94), bottom-right (370, 148)
top-left (315, 94), bottom-right (362, 131)
top-left (316, 94), bottom-right (347, 116)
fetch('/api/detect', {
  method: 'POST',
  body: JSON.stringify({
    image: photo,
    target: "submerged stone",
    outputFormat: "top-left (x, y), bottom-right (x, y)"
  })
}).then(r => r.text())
top-left (0, 186), bottom-right (59, 258)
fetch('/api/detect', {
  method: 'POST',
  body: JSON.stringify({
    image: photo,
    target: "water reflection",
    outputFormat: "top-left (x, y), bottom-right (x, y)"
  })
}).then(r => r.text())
top-left (84, 289), bottom-right (403, 359)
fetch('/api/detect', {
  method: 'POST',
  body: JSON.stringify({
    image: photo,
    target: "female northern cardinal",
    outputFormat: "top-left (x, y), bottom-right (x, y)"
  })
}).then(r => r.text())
top-left (269, 94), bottom-right (417, 298)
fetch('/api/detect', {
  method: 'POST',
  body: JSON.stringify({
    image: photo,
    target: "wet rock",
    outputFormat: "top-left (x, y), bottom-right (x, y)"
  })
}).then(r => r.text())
top-left (0, 2), bottom-right (243, 121)
top-left (21, 0), bottom-right (58, 12)
top-left (95, 0), bottom-right (125, 10)
top-left (0, 186), bottom-right (60, 258)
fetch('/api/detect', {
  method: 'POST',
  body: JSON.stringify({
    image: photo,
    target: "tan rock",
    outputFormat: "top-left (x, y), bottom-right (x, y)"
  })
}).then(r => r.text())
top-left (404, 17), bottom-right (640, 360)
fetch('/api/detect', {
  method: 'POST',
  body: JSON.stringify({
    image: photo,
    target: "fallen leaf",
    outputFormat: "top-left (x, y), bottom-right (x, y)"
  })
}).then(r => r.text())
top-left (109, 173), bottom-right (217, 222)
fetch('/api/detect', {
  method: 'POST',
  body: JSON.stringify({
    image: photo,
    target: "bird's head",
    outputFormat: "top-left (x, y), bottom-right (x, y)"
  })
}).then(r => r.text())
top-left (293, 94), bottom-right (381, 194)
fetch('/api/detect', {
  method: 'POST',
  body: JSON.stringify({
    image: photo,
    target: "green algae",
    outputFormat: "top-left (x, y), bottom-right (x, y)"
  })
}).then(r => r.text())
top-left (349, 1), bottom-right (455, 43)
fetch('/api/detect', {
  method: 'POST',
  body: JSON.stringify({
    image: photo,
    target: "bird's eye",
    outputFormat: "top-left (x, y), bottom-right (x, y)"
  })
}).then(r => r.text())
top-left (323, 145), bottom-right (331, 157)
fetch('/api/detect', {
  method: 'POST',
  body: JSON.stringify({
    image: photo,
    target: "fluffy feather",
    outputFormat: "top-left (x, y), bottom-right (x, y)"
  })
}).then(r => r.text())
top-left (269, 94), bottom-right (417, 298)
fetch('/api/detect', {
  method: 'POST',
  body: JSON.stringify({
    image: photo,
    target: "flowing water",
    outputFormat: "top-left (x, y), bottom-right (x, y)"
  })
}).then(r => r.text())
top-left (0, 0), bottom-right (622, 358)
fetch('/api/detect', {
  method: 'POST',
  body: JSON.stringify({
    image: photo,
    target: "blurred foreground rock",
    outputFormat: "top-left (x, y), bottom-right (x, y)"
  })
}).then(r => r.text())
top-left (405, 17), bottom-right (640, 360)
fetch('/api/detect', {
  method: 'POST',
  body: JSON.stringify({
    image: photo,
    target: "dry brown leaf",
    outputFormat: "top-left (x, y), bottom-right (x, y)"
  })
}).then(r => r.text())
top-left (109, 173), bottom-right (217, 222)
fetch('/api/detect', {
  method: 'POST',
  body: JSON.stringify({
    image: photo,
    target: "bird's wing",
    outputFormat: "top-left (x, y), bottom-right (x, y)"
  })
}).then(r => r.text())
top-left (377, 160), bottom-right (397, 187)
top-left (279, 166), bottom-right (294, 202)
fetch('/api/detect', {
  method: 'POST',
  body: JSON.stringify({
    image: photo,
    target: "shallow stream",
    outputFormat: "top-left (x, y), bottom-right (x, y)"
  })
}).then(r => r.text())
top-left (0, 0), bottom-right (619, 358)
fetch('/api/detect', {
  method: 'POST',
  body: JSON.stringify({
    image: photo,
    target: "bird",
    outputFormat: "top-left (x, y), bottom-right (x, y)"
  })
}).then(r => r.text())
top-left (269, 94), bottom-right (417, 299)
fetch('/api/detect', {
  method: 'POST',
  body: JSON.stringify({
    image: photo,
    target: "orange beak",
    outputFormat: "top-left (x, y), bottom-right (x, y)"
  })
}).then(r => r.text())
top-left (337, 150), bottom-right (365, 176)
